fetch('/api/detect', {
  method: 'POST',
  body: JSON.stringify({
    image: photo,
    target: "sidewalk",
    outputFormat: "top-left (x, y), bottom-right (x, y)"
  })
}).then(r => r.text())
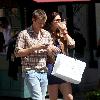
top-left (45, 98), bottom-right (63, 100)
top-left (0, 92), bottom-right (86, 100)
top-left (0, 97), bottom-right (62, 100)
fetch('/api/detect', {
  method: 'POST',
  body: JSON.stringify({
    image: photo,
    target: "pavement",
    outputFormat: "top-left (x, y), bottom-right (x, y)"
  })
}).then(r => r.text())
top-left (45, 98), bottom-right (63, 100)
top-left (0, 93), bottom-right (85, 100)
top-left (0, 97), bottom-right (63, 100)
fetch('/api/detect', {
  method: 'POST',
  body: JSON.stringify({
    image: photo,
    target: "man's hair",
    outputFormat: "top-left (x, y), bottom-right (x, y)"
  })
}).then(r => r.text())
top-left (32, 9), bottom-right (47, 22)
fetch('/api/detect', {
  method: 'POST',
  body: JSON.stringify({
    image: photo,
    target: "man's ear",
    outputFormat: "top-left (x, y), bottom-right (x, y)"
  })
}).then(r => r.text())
top-left (32, 18), bottom-right (35, 22)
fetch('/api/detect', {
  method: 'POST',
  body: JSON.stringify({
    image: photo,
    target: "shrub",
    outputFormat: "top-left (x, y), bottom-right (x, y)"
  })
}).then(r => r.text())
top-left (86, 90), bottom-right (100, 100)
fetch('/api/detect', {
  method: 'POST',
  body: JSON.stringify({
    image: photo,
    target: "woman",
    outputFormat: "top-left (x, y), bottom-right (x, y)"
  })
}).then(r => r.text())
top-left (46, 12), bottom-right (75, 100)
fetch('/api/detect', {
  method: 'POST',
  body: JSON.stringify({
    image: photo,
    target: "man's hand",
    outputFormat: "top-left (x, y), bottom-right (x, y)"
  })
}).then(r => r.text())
top-left (33, 44), bottom-right (49, 50)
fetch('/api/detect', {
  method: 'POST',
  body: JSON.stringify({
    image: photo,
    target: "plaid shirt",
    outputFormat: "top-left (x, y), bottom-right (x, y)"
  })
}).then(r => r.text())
top-left (15, 26), bottom-right (53, 71)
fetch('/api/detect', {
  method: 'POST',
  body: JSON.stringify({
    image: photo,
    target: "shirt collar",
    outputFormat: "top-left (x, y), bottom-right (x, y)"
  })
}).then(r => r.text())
top-left (27, 25), bottom-right (45, 38)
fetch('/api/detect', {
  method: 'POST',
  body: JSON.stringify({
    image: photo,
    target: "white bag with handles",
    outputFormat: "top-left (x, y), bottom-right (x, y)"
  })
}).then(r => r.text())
top-left (51, 54), bottom-right (86, 84)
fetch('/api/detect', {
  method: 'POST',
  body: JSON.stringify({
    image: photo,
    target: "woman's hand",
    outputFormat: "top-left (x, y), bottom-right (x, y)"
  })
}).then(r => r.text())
top-left (47, 45), bottom-right (61, 56)
top-left (57, 22), bottom-right (67, 32)
top-left (57, 22), bottom-right (68, 37)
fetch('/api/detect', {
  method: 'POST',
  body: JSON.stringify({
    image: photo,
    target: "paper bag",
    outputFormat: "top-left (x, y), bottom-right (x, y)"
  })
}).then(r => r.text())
top-left (52, 54), bottom-right (86, 84)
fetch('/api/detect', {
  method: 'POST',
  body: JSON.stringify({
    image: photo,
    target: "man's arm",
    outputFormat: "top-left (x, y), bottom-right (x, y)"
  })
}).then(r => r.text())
top-left (15, 44), bottom-right (48, 57)
top-left (14, 30), bottom-right (48, 57)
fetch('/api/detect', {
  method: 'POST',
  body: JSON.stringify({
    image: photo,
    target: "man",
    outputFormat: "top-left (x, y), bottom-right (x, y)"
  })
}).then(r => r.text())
top-left (14, 9), bottom-right (60, 100)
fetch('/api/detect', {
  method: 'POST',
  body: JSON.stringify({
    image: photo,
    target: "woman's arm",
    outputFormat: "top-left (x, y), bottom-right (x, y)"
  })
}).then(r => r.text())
top-left (57, 22), bottom-right (75, 48)
top-left (64, 33), bottom-right (75, 48)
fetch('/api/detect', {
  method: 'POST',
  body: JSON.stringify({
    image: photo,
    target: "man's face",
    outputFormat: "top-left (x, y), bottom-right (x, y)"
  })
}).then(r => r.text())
top-left (32, 17), bottom-right (46, 28)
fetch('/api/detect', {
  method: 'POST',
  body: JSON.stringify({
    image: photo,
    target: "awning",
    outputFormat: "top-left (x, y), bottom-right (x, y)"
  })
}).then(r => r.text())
top-left (33, 0), bottom-right (90, 3)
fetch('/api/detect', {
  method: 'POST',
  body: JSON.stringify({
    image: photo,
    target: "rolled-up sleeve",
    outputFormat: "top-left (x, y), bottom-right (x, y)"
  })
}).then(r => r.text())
top-left (14, 31), bottom-right (25, 56)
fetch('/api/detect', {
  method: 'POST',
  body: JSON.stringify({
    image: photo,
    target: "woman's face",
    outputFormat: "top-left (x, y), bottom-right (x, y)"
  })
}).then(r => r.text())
top-left (52, 15), bottom-right (61, 29)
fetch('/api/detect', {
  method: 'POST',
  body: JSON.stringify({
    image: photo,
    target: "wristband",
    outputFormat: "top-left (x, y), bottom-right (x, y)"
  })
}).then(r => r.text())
top-left (63, 29), bottom-right (68, 35)
top-left (63, 32), bottom-right (68, 35)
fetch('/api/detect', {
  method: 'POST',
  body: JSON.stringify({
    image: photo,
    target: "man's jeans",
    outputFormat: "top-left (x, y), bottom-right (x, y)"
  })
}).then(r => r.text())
top-left (24, 70), bottom-right (48, 100)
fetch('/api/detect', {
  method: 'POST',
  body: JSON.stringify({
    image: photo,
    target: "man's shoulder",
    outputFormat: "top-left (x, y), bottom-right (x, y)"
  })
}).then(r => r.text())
top-left (18, 29), bottom-right (28, 36)
top-left (20, 25), bottom-right (32, 34)
top-left (16, 29), bottom-right (28, 40)
top-left (21, 29), bottom-right (27, 34)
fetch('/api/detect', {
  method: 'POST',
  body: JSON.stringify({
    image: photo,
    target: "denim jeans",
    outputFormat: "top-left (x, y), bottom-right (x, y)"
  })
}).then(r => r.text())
top-left (24, 70), bottom-right (48, 100)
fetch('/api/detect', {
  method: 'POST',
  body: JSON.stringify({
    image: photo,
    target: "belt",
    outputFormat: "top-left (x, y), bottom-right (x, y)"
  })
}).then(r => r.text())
top-left (23, 66), bottom-right (48, 73)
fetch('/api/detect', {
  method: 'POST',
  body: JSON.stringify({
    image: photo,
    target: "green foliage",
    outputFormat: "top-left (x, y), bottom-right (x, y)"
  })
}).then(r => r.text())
top-left (86, 90), bottom-right (100, 100)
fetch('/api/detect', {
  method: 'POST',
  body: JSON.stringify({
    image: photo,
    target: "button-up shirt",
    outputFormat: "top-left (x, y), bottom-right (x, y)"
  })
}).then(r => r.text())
top-left (15, 26), bottom-right (53, 71)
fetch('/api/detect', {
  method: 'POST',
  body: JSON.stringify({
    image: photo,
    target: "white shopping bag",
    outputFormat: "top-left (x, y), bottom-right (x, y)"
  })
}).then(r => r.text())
top-left (51, 54), bottom-right (86, 84)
